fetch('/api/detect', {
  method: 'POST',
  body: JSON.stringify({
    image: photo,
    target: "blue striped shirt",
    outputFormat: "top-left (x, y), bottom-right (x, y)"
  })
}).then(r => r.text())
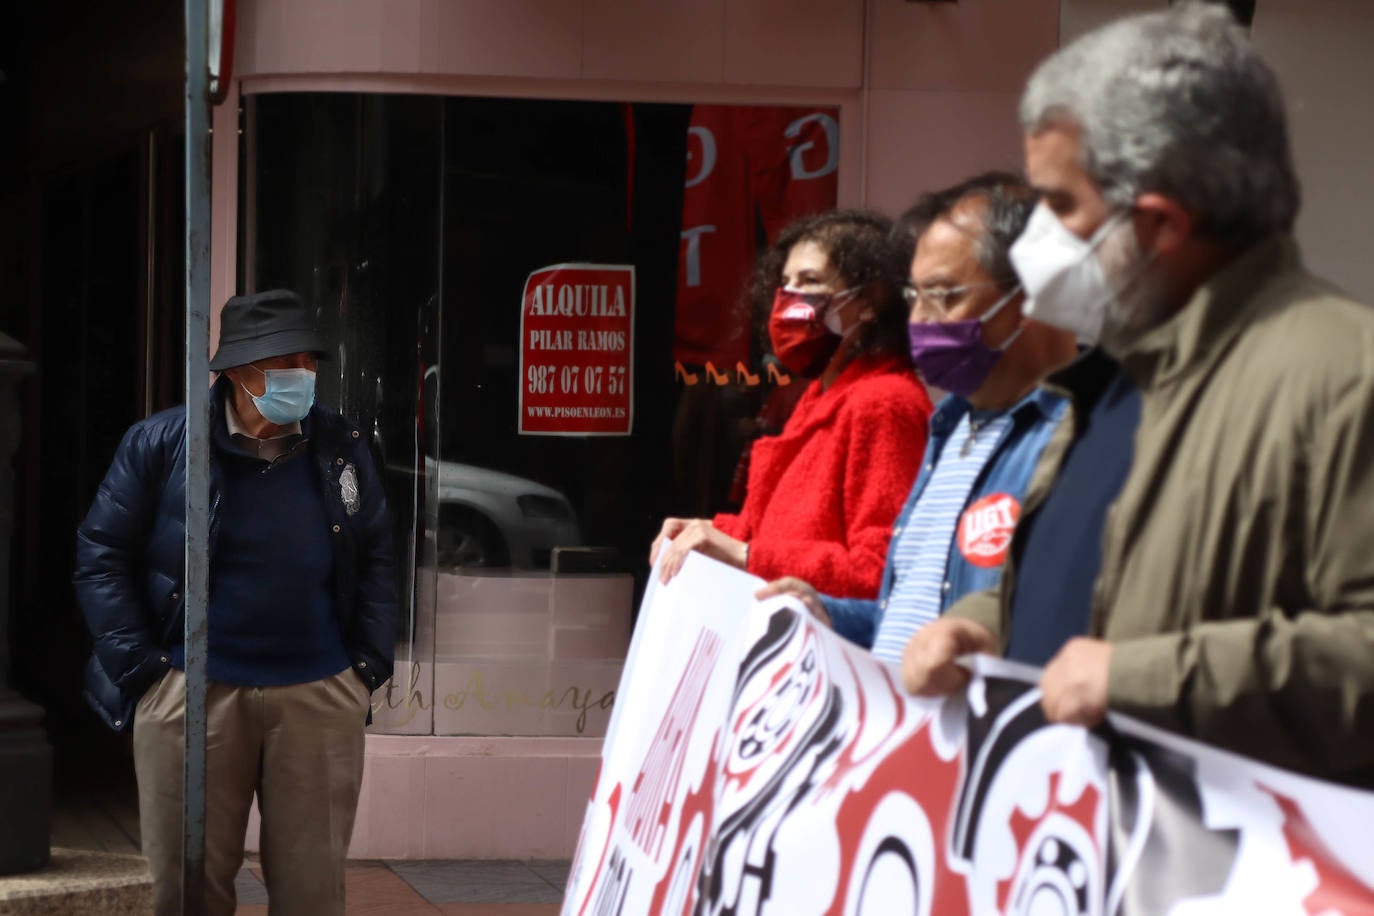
top-left (870, 410), bottom-right (1011, 662)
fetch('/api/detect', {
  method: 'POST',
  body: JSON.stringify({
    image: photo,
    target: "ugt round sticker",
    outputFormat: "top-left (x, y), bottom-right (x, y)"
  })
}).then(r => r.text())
top-left (957, 493), bottom-right (1021, 568)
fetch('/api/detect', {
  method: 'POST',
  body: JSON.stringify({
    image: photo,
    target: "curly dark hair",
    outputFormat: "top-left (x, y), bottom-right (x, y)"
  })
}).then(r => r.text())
top-left (749, 209), bottom-right (911, 365)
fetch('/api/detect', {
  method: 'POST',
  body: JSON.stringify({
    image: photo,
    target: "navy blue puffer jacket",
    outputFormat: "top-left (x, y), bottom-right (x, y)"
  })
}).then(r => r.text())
top-left (73, 378), bottom-right (397, 730)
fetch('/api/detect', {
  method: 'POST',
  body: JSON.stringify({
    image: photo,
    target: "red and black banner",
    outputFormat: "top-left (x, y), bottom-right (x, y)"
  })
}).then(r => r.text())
top-left (564, 554), bottom-right (1374, 916)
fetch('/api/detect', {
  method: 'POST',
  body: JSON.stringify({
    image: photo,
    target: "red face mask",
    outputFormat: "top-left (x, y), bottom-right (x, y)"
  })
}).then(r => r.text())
top-left (768, 288), bottom-right (841, 377)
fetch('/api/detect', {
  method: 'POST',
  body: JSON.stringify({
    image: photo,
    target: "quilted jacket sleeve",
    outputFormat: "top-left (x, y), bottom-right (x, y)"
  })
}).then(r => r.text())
top-left (748, 387), bottom-right (929, 599)
top-left (73, 422), bottom-right (171, 700)
top-left (346, 440), bottom-right (398, 690)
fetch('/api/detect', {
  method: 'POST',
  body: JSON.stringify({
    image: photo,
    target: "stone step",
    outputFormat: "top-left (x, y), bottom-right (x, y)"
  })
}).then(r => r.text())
top-left (0, 848), bottom-right (152, 915)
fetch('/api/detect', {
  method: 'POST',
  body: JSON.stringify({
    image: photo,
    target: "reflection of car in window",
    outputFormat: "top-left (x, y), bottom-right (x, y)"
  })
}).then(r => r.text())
top-left (431, 461), bottom-right (581, 570)
top-left (378, 363), bottom-right (582, 571)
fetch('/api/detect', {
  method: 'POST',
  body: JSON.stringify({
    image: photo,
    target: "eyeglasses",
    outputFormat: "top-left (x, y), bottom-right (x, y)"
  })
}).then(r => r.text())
top-left (902, 281), bottom-right (999, 320)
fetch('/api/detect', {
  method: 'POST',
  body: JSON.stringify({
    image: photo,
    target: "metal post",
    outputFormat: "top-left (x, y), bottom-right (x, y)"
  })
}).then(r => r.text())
top-left (183, 0), bottom-right (212, 911)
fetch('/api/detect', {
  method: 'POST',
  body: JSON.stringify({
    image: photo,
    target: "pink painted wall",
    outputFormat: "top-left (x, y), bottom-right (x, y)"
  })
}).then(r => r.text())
top-left (227, 0), bottom-right (1057, 219)
top-left (235, 0), bottom-right (866, 89)
top-left (864, 0), bottom-right (1057, 210)
top-left (1254, 0), bottom-right (1374, 303)
top-left (244, 736), bottom-right (602, 859)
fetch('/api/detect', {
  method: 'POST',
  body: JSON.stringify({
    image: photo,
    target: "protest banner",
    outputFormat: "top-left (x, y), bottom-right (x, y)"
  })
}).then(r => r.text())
top-left (564, 553), bottom-right (1374, 915)
top-left (520, 263), bottom-right (634, 436)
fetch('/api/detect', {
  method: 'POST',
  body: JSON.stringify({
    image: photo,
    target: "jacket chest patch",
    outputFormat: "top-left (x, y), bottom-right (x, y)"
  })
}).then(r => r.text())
top-left (339, 462), bottom-right (360, 516)
top-left (957, 492), bottom-right (1020, 569)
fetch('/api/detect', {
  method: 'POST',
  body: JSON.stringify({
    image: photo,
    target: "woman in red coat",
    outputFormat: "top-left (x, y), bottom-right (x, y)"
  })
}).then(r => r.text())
top-left (652, 210), bottom-right (932, 598)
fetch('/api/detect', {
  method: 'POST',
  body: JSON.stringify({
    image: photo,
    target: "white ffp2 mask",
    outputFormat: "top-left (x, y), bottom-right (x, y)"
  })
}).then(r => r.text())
top-left (1010, 203), bottom-right (1132, 345)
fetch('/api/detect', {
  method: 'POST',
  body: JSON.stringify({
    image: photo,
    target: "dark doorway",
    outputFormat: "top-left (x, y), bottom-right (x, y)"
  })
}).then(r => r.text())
top-left (12, 131), bottom-right (186, 811)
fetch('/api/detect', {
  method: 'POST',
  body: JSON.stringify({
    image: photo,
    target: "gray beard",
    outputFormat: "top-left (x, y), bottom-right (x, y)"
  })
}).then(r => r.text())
top-left (1095, 227), bottom-right (1167, 357)
top-left (1099, 274), bottom-right (1170, 356)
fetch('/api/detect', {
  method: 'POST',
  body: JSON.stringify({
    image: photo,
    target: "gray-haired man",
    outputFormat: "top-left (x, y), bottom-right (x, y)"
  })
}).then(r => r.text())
top-left (903, 4), bottom-right (1374, 787)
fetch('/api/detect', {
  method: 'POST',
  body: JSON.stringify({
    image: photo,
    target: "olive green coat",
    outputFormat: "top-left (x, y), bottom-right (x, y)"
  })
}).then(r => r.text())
top-left (951, 235), bottom-right (1374, 786)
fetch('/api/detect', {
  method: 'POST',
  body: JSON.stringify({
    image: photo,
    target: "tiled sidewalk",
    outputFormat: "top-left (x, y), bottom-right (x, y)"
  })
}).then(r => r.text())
top-left (234, 859), bottom-right (567, 915)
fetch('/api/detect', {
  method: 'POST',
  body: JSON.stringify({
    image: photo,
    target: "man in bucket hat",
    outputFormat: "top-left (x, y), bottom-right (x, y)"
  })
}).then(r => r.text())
top-left (74, 289), bottom-right (397, 914)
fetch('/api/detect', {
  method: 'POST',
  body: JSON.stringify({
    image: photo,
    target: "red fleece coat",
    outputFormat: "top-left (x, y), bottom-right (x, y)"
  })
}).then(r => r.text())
top-left (714, 355), bottom-right (932, 598)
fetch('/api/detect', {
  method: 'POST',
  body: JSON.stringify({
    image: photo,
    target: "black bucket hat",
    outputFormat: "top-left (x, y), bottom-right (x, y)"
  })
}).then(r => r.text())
top-left (209, 289), bottom-right (328, 371)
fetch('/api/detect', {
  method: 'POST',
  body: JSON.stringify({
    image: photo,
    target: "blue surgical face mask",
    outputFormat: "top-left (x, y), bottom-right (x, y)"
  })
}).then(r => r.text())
top-left (240, 365), bottom-right (316, 425)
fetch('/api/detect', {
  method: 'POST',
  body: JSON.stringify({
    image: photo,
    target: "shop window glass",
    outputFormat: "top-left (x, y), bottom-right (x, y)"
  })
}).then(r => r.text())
top-left (243, 94), bottom-right (838, 737)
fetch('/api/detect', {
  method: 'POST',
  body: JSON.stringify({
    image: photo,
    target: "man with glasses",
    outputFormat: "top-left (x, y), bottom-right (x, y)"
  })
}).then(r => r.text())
top-left (759, 175), bottom-right (1077, 658)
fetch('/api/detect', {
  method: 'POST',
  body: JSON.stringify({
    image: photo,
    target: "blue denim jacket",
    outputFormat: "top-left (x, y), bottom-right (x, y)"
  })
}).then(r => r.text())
top-left (821, 387), bottom-right (1068, 648)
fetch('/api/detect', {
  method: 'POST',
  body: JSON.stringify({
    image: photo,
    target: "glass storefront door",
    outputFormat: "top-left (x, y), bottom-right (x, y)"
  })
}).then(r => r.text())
top-left (242, 92), bottom-right (839, 737)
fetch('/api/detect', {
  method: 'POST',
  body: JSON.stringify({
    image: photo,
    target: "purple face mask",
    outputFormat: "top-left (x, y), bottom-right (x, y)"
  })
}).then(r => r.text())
top-left (907, 287), bottom-right (1023, 397)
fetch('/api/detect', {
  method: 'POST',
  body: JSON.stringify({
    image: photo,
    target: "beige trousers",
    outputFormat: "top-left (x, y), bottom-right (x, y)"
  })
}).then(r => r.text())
top-left (133, 668), bottom-right (370, 916)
